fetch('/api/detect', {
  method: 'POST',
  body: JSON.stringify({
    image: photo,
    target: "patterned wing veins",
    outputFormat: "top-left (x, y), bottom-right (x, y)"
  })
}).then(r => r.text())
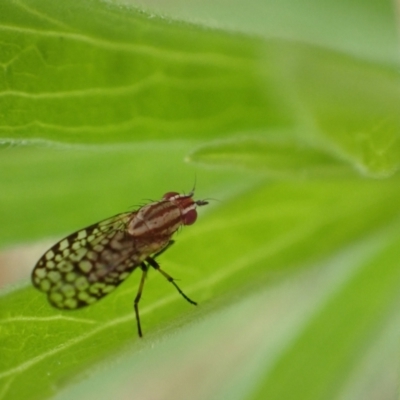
top-left (31, 212), bottom-right (141, 310)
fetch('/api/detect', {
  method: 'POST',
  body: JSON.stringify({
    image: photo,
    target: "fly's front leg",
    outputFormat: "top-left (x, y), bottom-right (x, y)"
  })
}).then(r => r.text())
top-left (153, 240), bottom-right (175, 259)
top-left (146, 256), bottom-right (197, 306)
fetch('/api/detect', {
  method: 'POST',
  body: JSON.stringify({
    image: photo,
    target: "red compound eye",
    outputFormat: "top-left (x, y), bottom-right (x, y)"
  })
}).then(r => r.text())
top-left (183, 209), bottom-right (197, 225)
top-left (163, 192), bottom-right (179, 200)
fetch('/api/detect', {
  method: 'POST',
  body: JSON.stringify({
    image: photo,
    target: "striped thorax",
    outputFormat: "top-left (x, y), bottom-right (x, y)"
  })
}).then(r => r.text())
top-left (129, 191), bottom-right (208, 236)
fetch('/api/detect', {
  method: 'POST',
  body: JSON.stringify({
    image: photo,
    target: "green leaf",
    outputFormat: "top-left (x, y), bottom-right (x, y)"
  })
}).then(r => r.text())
top-left (189, 136), bottom-right (358, 179)
top-left (0, 0), bottom-right (276, 144)
top-left (0, 0), bottom-right (399, 399)
top-left (250, 231), bottom-right (400, 400)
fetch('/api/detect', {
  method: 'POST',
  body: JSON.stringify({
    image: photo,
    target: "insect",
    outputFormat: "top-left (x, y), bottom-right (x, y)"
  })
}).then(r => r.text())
top-left (32, 190), bottom-right (208, 337)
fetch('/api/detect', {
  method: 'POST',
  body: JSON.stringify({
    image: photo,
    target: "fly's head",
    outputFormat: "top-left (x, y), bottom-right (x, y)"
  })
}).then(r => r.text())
top-left (162, 191), bottom-right (208, 225)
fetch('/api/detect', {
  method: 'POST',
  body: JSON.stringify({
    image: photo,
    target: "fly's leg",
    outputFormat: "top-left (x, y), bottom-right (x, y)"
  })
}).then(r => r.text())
top-left (153, 240), bottom-right (175, 259)
top-left (134, 262), bottom-right (148, 338)
top-left (146, 256), bottom-right (197, 306)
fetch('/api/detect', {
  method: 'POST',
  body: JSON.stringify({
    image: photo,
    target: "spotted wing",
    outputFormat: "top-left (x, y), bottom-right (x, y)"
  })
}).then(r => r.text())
top-left (31, 212), bottom-right (142, 310)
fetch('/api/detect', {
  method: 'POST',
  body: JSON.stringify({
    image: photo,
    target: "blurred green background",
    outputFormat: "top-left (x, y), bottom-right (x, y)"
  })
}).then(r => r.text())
top-left (0, 0), bottom-right (399, 399)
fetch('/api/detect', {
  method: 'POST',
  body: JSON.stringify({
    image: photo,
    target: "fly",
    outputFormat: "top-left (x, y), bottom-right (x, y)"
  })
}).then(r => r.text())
top-left (31, 190), bottom-right (208, 337)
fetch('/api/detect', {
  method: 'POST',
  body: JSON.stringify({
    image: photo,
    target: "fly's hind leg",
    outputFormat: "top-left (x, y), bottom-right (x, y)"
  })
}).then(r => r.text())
top-left (134, 262), bottom-right (148, 338)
